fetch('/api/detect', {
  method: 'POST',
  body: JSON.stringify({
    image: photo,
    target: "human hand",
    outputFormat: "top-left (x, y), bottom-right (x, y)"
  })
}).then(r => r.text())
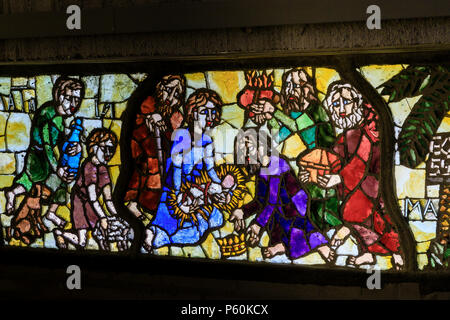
top-left (251, 114), bottom-right (265, 124)
top-left (212, 193), bottom-right (227, 204)
top-left (146, 113), bottom-right (167, 133)
top-left (189, 198), bottom-right (200, 214)
top-left (57, 166), bottom-right (76, 183)
top-left (299, 170), bottom-right (310, 184)
top-left (317, 174), bottom-right (341, 189)
top-left (67, 142), bottom-right (82, 156)
top-left (250, 100), bottom-right (275, 124)
top-left (229, 209), bottom-right (245, 232)
top-left (259, 100), bottom-right (275, 120)
top-left (250, 103), bottom-right (263, 115)
top-left (152, 113), bottom-right (167, 132)
top-left (250, 100), bottom-right (275, 113)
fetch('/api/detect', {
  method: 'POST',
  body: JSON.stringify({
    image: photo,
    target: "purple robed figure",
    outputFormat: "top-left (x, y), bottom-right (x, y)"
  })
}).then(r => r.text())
top-left (240, 155), bottom-right (329, 260)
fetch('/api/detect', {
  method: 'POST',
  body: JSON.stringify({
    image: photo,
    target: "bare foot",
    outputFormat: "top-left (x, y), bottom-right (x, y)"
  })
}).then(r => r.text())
top-left (317, 245), bottom-right (336, 263)
top-left (331, 226), bottom-right (351, 247)
top-left (391, 253), bottom-right (404, 270)
top-left (262, 243), bottom-right (286, 258)
top-left (348, 252), bottom-right (375, 266)
top-left (143, 228), bottom-right (154, 253)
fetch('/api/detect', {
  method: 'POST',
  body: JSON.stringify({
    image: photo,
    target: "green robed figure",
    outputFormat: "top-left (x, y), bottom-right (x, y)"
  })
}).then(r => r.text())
top-left (5, 77), bottom-right (85, 229)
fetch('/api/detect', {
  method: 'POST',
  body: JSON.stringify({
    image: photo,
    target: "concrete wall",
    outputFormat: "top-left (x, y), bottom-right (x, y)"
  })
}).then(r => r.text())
top-left (0, 1), bottom-right (448, 62)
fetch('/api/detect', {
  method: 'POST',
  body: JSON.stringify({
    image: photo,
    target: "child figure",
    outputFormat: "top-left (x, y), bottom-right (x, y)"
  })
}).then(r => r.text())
top-left (54, 128), bottom-right (123, 250)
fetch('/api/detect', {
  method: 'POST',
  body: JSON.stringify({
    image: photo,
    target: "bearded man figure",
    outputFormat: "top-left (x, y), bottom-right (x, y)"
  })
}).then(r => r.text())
top-left (237, 69), bottom-right (334, 149)
top-left (279, 68), bottom-right (341, 233)
top-left (279, 68), bottom-right (335, 147)
top-left (125, 75), bottom-right (186, 223)
top-left (301, 81), bottom-right (404, 269)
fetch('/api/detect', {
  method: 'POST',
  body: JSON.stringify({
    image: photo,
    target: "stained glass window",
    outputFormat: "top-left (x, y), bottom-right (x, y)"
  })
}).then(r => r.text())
top-left (0, 64), bottom-right (448, 272)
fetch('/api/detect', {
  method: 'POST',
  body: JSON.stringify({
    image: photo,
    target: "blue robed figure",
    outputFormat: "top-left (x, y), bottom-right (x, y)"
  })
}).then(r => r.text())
top-left (143, 89), bottom-right (226, 251)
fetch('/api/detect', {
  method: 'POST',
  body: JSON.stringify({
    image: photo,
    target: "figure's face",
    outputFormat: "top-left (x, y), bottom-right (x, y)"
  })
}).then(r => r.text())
top-left (282, 70), bottom-right (313, 112)
top-left (220, 174), bottom-right (236, 198)
top-left (221, 174), bottom-right (235, 190)
top-left (194, 100), bottom-right (219, 130)
top-left (328, 87), bottom-right (363, 130)
top-left (248, 99), bottom-right (274, 125)
top-left (95, 139), bottom-right (116, 164)
top-left (58, 88), bottom-right (82, 116)
top-left (331, 88), bottom-right (356, 118)
top-left (158, 79), bottom-right (183, 109)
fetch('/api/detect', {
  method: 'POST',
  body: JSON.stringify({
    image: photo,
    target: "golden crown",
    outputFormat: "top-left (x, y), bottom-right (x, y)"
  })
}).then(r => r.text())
top-left (217, 233), bottom-right (247, 257)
